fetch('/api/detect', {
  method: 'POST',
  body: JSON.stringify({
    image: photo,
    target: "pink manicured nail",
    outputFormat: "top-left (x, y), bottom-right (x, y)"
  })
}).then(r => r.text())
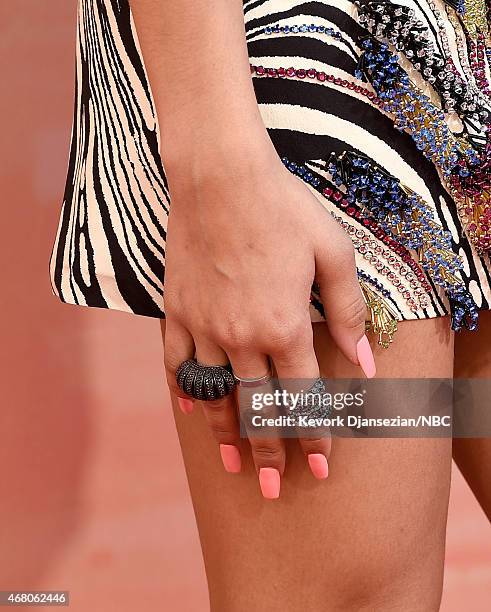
top-left (356, 335), bottom-right (376, 379)
top-left (308, 454), bottom-right (329, 479)
top-left (177, 397), bottom-right (194, 415)
top-left (259, 467), bottom-right (280, 499)
top-left (219, 444), bottom-right (241, 473)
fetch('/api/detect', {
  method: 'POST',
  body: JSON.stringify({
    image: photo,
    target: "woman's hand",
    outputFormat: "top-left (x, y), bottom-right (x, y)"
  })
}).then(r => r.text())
top-left (163, 147), bottom-right (375, 498)
top-left (129, 0), bottom-right (375, 498)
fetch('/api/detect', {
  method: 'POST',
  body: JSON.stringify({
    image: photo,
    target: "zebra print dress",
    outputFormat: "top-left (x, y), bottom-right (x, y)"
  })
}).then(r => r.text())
top-left (50, 0), bottom-right (491, 347)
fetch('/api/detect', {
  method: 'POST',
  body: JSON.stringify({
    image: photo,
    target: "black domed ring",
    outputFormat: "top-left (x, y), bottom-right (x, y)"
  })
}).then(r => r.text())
top-left (176, 359), bottom-right (236, 401)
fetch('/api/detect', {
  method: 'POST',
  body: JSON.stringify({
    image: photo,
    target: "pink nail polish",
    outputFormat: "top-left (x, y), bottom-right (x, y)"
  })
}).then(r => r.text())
top-left (219, 444), bottom-right (241, 473)
top-left (177, 397), bottom-right (194, 414)
top-left (356, 335), bottom-right (376, 379)
top-left (308, 454), bottom-right (329, 480)
top-left (259, 467), bottom-right (280, 499)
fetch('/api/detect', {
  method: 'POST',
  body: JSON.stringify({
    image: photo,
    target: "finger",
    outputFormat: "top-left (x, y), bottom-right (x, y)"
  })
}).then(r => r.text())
top-left (269, 317), bottom-right (331, 480)
top-left (315, 234), bottom-right (376, 378)
top-left (164, 319), bottom-right (196, 415)
top-left (194, 338), bottom-right (242, 474)
top-left (229, 349), bottom-right (285, 499)
top-left (302, 440), bottom-right (331, 479)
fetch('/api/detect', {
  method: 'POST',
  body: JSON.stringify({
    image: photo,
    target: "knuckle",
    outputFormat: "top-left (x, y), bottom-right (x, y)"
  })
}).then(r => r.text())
top-left (208, 424), bottom-right (235, 443)
top-left (164, 301), bottom-right (181, 320)
top-left (218, 320), bottom-right (253, 349)
top-left (301, 438), bottom-right (330, 451)
top-left (267, 317), bottom-right (306, 351)
top-left (251, 443), bottom-right (283, 464)
top-left (333, 238), bottom-right (356, 267)
top-left (338, 295), bottom-right (367, 330)
top-left (164, 350), bottom-right (182, 375)
top-left (337, 232), bottom-right (356, 257)
top-left (163, 291), bottom-right (183, 320)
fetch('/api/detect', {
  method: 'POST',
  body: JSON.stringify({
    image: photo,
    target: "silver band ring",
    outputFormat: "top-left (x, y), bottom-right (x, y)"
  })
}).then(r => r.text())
top-left (176, 359), bottom-right (236, 401)
top-left (234, 371), bottom-right (272, 388)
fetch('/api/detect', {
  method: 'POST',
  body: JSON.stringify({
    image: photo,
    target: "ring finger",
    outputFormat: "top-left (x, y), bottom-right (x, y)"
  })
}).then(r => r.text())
top-left (270, 320), bottom-right (331, 480)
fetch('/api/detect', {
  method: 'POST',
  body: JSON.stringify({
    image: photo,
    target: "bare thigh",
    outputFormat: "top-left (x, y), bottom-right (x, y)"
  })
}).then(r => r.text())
top-left (454, 310), bottom-right (491, 521)
top-left (162, 317), bottom-right (454, 612)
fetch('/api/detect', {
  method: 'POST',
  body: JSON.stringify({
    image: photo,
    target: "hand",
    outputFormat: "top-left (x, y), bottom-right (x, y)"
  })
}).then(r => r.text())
top-left (163, 148), bottom-right (375, 498)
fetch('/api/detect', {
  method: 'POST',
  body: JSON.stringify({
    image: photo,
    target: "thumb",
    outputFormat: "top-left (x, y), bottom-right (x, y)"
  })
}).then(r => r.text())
top-left (315, 237), bottom-right (376, 378)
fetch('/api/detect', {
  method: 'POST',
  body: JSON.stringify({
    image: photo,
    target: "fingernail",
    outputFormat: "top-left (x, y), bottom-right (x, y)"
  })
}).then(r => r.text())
top-left (308, 454), bottom-right (329, 480)
top-left (177, 397), bottom-right (194, 414)
top-left (219, 444), bottom-right (241, 473)
top-left (356, 335), bottom-right (376, 379)
top-left (259, 467), bottom-right (280, 499)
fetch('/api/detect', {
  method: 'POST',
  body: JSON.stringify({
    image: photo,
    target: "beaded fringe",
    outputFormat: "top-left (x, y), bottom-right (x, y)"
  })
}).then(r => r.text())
top-left (359, 280), bottom-right (399, 349)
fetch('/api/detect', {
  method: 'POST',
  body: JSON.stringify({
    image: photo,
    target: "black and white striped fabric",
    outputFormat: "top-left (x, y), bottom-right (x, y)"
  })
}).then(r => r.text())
top-left (50, 0), bottom-right (491, 324)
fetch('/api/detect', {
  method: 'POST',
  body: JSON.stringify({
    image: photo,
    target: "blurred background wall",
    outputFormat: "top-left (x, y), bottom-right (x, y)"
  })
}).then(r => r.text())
top-left (0, 2), bottom-right (489, 610)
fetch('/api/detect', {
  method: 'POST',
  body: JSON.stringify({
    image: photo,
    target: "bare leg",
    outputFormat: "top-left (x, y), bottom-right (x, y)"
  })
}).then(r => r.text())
top-left (162, 317), bottom-right (453, 611)
top-left (453, 310), bottom-right (491, 521)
